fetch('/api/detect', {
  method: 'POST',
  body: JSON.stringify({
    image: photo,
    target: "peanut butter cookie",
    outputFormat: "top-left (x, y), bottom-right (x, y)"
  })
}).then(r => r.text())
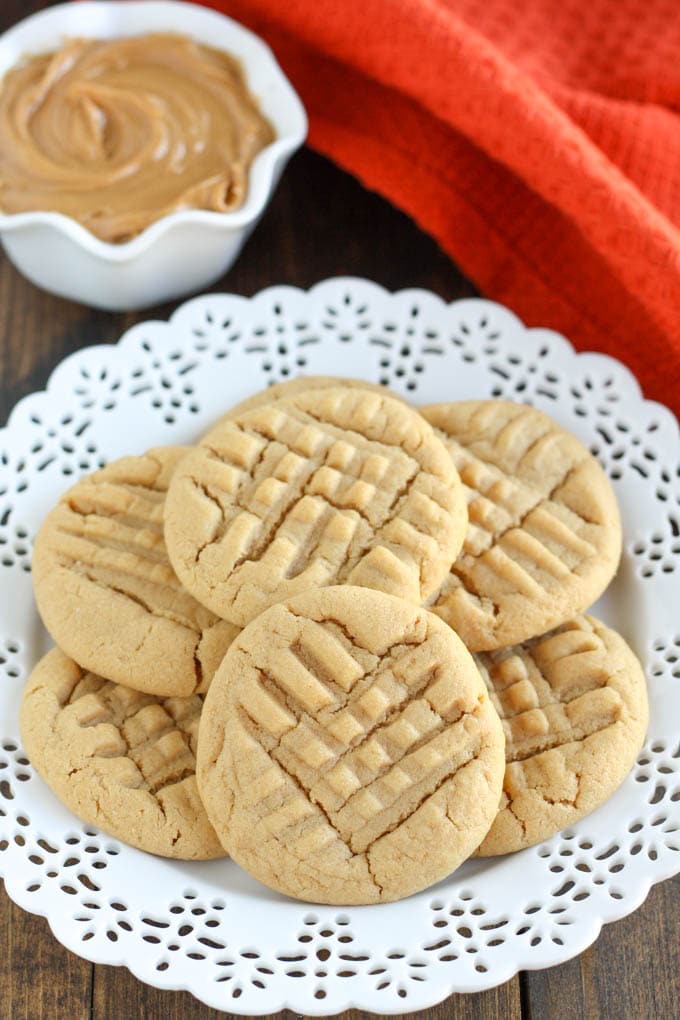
top-left (197, 586), bottom-right (505, 904)
top-left (32, 447), bottom-right (240, 697)
top-left (422, 400), bottom-right (621, 649)
top-left (476, 615), bottom-right (648, 855)
top-left (166, 387), bottom-right (468, 626)
top-left (21, 648), bottom-right (225, 860)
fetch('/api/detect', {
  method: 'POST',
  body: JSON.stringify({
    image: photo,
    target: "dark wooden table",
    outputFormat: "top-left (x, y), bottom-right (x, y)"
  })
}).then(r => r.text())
top-left (1, 4), bottom-right (678, 1018)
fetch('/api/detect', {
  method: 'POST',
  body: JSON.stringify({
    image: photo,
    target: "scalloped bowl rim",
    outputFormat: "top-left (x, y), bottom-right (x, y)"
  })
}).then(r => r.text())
top-left (0, 0), bottom-right (308, 262)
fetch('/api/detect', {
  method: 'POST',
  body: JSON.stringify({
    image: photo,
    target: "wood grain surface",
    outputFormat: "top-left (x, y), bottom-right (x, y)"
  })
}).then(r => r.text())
top-left (0, 3), bottom-right (678, 1017)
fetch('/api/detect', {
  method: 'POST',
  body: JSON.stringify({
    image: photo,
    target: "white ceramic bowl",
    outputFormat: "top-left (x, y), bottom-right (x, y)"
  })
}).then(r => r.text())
top-left (0, 1), bottom-right (307, 310)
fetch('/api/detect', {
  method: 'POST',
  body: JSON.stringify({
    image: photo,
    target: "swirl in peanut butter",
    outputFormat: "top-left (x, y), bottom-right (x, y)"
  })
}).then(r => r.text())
top-left (0, 34), bottom-right (275, 242)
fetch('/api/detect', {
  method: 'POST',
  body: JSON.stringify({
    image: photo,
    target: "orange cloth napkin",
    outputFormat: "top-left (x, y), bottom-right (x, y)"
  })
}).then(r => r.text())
top-left (207, 0), bottom-right (680, 412)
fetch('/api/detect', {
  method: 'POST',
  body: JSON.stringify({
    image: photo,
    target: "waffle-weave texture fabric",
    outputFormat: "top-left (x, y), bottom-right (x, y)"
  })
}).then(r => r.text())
top-left (205, 0), bottom-right (680, 412)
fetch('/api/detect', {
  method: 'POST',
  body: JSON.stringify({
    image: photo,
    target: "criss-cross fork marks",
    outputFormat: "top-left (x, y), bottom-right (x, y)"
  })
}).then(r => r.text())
top-left (435, 441), bottom-right (598, 612)
top-left (421, 403), bottom-right (616, 641)
top-left (477, 618), bottom-right (624, 767)
top-left (61, 669), bottom-right (201, 800)
top-left (46, 465), bottom-right (218, 632)
top-left (187, 398), bottom-right (459, 604)
top-left (236, 618), bottom-right (482, 861)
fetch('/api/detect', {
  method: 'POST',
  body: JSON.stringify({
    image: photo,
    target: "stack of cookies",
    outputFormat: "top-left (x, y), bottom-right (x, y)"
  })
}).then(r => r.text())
top-left (21, 378), bottom-right (649, 905)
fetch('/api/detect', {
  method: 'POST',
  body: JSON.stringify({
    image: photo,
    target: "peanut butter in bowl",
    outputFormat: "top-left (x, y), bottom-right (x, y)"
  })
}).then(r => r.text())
top-left (0, 32), bottom-right (275, 242)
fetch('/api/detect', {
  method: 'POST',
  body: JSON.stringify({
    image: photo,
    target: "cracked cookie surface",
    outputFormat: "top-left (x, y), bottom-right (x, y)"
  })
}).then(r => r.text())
top-left (210, 375), bottom-right (392, 429)
top-left (21, 647), bottom-right (225, 859)
top-left (165, 387), bottom-right (468, 627)
top-left (422, 400), bottom-right (621, 650)
top-left (196, 586), bottom-right (505, 904)
top-left (32, 447), bottom-right (240, 697)
top-left (476, 614), bottom-right (648, 855)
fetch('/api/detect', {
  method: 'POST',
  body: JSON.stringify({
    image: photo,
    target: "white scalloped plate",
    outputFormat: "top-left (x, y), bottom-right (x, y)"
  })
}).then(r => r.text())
top-left (0, 279), bottom-right (678, 1016)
